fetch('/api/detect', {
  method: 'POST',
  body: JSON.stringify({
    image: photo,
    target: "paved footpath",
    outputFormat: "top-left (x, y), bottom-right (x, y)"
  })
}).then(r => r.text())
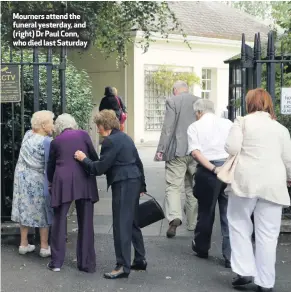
top-left (2, 147), bottom-right (291, 292)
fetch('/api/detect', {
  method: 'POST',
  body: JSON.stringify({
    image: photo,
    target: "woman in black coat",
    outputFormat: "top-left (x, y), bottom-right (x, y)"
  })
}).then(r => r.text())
top-left (99, 87), bottom-right (126, 122)
top-left (74, 109), bottom-right (147, 280)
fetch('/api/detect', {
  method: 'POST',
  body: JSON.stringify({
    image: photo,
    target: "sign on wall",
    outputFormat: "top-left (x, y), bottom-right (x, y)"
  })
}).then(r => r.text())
top-left (280, 87), bottom-right (291, 115)
top-left (1, 65), bottom-right (21, 103)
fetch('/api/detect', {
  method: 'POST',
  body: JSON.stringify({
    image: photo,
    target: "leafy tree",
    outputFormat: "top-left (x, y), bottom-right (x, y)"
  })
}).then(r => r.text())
top-left (1, 1), bottom-right (184, 63)
top-left (224, 1), bottom-right (273, 21)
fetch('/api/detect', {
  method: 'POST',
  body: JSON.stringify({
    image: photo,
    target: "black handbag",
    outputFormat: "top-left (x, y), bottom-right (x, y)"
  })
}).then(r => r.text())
top-left (138, 193), bottom-right (165, 228)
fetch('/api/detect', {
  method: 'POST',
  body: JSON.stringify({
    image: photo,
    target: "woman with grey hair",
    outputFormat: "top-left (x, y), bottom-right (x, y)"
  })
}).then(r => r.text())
top-left (47, 113), bottom-right (99, 273)
top-left (11, 110), bottom-right (54, 258)
top-left (187, 99), bottom-right (233, 268)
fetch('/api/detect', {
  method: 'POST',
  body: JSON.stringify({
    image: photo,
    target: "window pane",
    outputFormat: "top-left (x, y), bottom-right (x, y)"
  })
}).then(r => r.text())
top-left (236, 69), bottom-right (241, 83)
top-left (236, 87), bottom-right (241, 98)
top-left (207, 69), bottom-right (211, 79)
top-left (202, 69), bottom-right (206, 79)
top-left (205, 92), bottom-right (210, 99)
top-left (144, 68), bottom-right (194, 131)
top-left (206, 80), bottom-right (211, 90)
top-left (202, 80), bottom-right (206, 90)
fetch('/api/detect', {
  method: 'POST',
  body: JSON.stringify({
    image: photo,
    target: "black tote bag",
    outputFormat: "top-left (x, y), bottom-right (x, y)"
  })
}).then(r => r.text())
top-left (138, 193), bottom-right (165, 228)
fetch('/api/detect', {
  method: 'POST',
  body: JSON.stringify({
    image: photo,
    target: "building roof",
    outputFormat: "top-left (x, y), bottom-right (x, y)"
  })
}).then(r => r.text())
top-left (168, 1), bottom-right (270, 42)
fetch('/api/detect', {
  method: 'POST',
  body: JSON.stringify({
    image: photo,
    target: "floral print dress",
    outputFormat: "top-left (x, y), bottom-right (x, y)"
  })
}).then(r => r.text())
top-left (11, 130), bottom-right (52, 227)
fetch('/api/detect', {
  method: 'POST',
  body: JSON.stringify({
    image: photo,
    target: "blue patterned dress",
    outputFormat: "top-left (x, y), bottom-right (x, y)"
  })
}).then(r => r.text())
top-left (11, 130), bottom-right (53, 227)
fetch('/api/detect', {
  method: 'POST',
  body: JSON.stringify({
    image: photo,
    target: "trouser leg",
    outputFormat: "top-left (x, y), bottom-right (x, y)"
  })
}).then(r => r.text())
top-left (112, 179), bottom-right (141, 274)
top-left (132, 192), bottom-right (146, 263)
top-left (75, 199), bottom-right (96, 273)
top-left (112, 187), bottom-right (123, 266)
top-left (165, 157), bottom-right (187, 223)
top-left (254, 199), bottom-right (282, 288)
top-left (218, 191), bottom-right (231, 261)
top-left (194, 166), bottom-right (217, 254)
top-left (50, 202), bottom-right (71, 268)
top-left (227, 195), bottom-right (257, 277)
top-left (184, 158), bottom-right (197, 230)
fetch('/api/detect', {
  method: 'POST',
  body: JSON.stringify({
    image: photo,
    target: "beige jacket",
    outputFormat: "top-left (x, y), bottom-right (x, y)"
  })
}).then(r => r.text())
top-left (225, 111), bottom-right (291, 206)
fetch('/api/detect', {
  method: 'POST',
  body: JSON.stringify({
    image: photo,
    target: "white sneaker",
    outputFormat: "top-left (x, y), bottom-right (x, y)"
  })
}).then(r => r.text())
top-left (19, 244), bottom-right (36, 255)
top-left (39, 246), bottom-right (51, 258)
top-left (47, 263), bottom-right (60, 272)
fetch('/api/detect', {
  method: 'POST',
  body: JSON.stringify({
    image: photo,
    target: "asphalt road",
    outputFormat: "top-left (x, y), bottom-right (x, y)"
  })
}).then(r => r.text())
top-left (2, 147), bottom-right (291, 292)
top-left (2, 233), bottom-right (291, 292)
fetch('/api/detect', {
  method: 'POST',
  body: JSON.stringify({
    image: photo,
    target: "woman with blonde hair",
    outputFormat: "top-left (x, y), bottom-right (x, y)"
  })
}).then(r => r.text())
top-left (225, 88), bottom-right (291, 291)
top-left (11, 110), bottom-right (54, 258)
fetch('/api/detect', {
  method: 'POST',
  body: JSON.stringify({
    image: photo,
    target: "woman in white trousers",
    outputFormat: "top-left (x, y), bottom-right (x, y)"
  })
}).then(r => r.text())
top-left (224, 88), bottom-right (291, 292)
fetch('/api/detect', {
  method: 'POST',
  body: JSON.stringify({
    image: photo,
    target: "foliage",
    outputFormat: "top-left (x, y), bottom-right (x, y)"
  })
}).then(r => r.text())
top-left (1, 1), bottom-right (185, 63)
top-left (225, 1), bottom-right (273, 22)
top-left (152, 66), bottom-right (200, 95)
top-left (225, 1), bottom-right (290, 32)
top-left (229, 1), bottom-right (291, 131)
top-left (1, 47), bottom-right (93, 129)
top-left (1, 45), bottom-right (93, 219)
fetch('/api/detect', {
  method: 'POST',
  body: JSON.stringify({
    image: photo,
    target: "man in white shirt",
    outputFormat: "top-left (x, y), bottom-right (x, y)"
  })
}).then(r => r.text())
top-left (187, 99), bottom-right (233, 268)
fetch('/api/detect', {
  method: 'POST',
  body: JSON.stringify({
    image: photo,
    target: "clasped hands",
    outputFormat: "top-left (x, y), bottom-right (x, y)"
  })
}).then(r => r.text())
top-left (74, 150), bottom-right (87, 161)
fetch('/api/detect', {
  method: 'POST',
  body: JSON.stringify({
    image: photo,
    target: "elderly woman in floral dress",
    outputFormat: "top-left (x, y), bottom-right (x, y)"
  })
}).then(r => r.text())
top-left (11, 110), bottom-right (54, 257)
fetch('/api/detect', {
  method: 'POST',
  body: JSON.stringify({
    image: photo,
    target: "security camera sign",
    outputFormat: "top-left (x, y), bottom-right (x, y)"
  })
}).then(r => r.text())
top-left (280, 88), bottom-right (291, 115)
top-left (1, 65), bottom-right (21, 103)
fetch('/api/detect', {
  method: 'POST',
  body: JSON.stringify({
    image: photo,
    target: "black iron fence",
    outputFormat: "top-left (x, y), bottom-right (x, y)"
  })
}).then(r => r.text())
top-left (225, 31), bottom-right (291, 120)
top-left (1, 46), bottom-right (67, 222)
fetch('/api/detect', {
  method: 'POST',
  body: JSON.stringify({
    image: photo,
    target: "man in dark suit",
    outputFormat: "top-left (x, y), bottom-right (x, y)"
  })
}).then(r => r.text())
top-left (75, 110), bottom-right (147, 280)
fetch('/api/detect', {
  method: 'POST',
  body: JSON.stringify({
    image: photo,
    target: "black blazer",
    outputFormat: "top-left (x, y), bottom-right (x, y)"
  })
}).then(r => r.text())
top-left (81, 129), bottom-right (146, 193)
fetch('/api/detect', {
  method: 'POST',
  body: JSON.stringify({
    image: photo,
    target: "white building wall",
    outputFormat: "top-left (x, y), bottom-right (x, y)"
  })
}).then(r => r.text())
top-left (133, 38), bottom-right (241, 144)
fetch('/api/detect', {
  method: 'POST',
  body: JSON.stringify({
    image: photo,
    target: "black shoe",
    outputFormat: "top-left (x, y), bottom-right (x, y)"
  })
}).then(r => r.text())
top-left (257, 286), bottom-right (273, 292)
top-left (232, 275), bottom-right (252, 287)
top-left (224, 259), bottom-right (231, 268)
top-left (131, 260), bottom-right (147, 271)
top-left (166, 219), bottom-right (181, 238)
top-left (191, 240), bottom-right (208, 259)
top-left (103, 267), bottom-right (129, 279)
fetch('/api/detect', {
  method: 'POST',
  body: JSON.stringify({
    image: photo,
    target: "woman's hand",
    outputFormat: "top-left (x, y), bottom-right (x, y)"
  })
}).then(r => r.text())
top-left (214, 166), bottom-right (221, 174)
top-left (74, 150), bottom-right (87, 162)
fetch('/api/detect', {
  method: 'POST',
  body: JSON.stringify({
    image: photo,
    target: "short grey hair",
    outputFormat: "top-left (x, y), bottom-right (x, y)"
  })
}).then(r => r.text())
top-left (173, 80), bottom-right (189, 91)
top-left (193, 99), bottom-right (215, 114)
top-left (54, 113), bottom-right (78, 136)
top-left (31, 110), bottom-right (54, 130)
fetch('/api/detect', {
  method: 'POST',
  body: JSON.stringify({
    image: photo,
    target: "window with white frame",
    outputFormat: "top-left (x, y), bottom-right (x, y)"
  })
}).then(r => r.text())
top-left (144, 65), bottom-right (193, 131)
top-left (201, 68), bottom-right (212, 99)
